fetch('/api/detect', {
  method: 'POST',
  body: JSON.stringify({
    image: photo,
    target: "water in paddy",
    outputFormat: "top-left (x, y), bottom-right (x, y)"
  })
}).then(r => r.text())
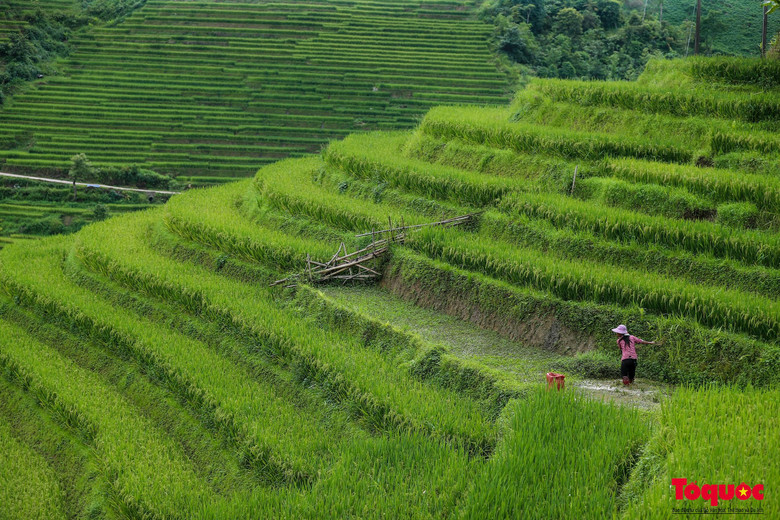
top-left (321, 284), bottom-right (669, 410)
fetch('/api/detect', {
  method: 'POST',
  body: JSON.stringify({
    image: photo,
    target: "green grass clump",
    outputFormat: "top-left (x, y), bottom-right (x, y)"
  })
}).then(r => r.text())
top-left (622, 386), bottom-right (780, 518)
top-left (465, 388), bottom-right (651, 519)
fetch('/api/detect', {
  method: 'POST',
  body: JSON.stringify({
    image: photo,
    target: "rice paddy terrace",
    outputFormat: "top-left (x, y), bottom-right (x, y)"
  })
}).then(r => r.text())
top-left (0, 56), bottom-right (778, 518)
top-left (0, 0), bottom-right (509, 185)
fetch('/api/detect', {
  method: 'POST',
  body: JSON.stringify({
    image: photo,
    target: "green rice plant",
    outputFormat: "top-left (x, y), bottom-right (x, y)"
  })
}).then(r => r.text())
top-left (324, 132), bottom-right (512, 207)
top-left (254, 156), bottom-right (427, 232)
top-left (0, 315), bottom-right (220, 518)
top-left (291, 284), bottom-right (529, 419)
top-left (419, 106), bottom-right (694, 164)
top-left (403, 131), bottom-right (578, 192)
top-left (574, 177), bottom-right (714, 220)
top-left (164, 180), bottom-right (334, 270)
top-left (0, 411), bottom-right (66, 520)
top-left (465, 388), bottom-right (651, 519)
top-left (0, 238), bottom-right (346, 487)
top-left (408, 227), bottom-right (780, 343)
top-left (73, 210), bottom-right (497, 454)
top-left (480, 211), bottom-right (780, 301)
top-left (687, 56), bottom-right (780, 88)
top-left (501, 192), bottom-right (780, 269)
top-left (712, 151), bottom-right (780, 177)
top-left (717, 203), bottom-right (760, 230)
top-left (509, 90), bottom-right (747, 154)
top-left (605, 158), bottom-right (780, 213)
top-left (530, 78), bottom-right (780, 124)
top-left (711, 131), bottom-right (780, 156)
top-left (621, 386), bottom-right (780, 518)
top-left (386, 248), bottom-right (780, 386)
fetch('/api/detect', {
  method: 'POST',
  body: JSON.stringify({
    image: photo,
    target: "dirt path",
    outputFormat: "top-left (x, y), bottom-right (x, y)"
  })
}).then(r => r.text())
top-left (0, 172), bottom-right (180, 196)
top-left (321, 284), bottom-right (668, 410)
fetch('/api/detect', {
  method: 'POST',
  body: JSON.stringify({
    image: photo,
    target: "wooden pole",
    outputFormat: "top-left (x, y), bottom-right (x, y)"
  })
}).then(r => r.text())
top-left (570, 165), bottom-right (579, 196)
top-left (762, 4), bottom-right (769, 58)
top-left (694, 0), bottom-right (701, 55)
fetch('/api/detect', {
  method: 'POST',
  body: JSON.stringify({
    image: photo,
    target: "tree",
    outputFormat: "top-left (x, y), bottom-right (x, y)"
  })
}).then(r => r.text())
top-left (555, 8), bottom-right (584, 38)
top-left (69, 153), bottom-right (94, 200)
top-left (499, 22), bottom-right (539, 64)
top-left (701, 9), bottom-right (727, 53)
top-left (765, 1), bottom-right (779, 15)
top-left (596, 0), bottom-right (622, 30)
top-left (92, 204), bottom-right (109, 221)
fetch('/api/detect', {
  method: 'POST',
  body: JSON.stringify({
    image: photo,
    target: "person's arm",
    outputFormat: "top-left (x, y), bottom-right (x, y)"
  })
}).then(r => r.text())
top-left (633, 336), bottom-right (657, 345)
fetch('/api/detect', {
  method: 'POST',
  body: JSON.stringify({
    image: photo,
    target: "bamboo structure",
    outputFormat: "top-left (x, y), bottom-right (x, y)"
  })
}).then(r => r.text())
top-left (271, 213), bottom-right (477, 287)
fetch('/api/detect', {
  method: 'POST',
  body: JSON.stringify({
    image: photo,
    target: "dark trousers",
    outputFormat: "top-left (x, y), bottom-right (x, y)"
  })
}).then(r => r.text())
top-left (621, 358), bottom-right (637, 382)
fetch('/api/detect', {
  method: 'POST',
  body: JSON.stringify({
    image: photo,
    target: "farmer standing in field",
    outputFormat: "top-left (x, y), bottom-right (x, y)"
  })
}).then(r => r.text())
top-left (612, 324), bottom-right (658, 386)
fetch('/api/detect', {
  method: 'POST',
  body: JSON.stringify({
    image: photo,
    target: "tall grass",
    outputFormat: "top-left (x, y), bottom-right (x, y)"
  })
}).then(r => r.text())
top-left (465, 388), bottom-right (651, 519)
top-left (622, 386), bottom-right (780, 518)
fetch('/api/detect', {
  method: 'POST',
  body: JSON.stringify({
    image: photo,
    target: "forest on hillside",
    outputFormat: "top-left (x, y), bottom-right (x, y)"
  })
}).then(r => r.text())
top-left (483, 0), bottom-right (780, 80)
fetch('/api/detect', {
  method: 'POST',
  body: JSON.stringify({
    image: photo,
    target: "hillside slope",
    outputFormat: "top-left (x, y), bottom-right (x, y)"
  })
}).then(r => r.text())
top-left (0, 57), bottom-right (778, 517)
top-left (0, 0), bottom-right (509, 184)
top-left (658, 0), bottom-right (780, 56)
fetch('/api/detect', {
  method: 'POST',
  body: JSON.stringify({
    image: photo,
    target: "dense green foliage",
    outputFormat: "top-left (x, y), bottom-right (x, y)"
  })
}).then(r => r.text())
top-left (483, 0), bottom-right (685, 80)
top-left (483, 0), bottom-right (780, 81)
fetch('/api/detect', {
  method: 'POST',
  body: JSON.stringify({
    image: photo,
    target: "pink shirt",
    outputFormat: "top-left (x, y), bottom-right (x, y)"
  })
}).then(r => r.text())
top-left (618, 335), bottom-right (646, 360)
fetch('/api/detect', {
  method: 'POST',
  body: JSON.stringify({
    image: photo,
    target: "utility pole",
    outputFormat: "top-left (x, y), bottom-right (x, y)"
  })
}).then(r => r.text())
top-left (762, 3), bottom-right (769, 58)
top-left (694, 0), bottom-right (701, 55)
top-left (642, 0), bottom-right (649, 21)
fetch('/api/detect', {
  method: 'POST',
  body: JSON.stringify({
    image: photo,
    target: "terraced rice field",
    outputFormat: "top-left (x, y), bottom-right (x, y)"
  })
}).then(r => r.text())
top-left (0, 0), bottom-right (77, 41)
top-left (0, 57), bottom-right (777, 517)
top-left (0, 0), bottom-right (509, 183)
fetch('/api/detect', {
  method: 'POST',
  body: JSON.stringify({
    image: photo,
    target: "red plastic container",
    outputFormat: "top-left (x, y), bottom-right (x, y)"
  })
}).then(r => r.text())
top-left (546, 372), bottom-right (565, 390)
